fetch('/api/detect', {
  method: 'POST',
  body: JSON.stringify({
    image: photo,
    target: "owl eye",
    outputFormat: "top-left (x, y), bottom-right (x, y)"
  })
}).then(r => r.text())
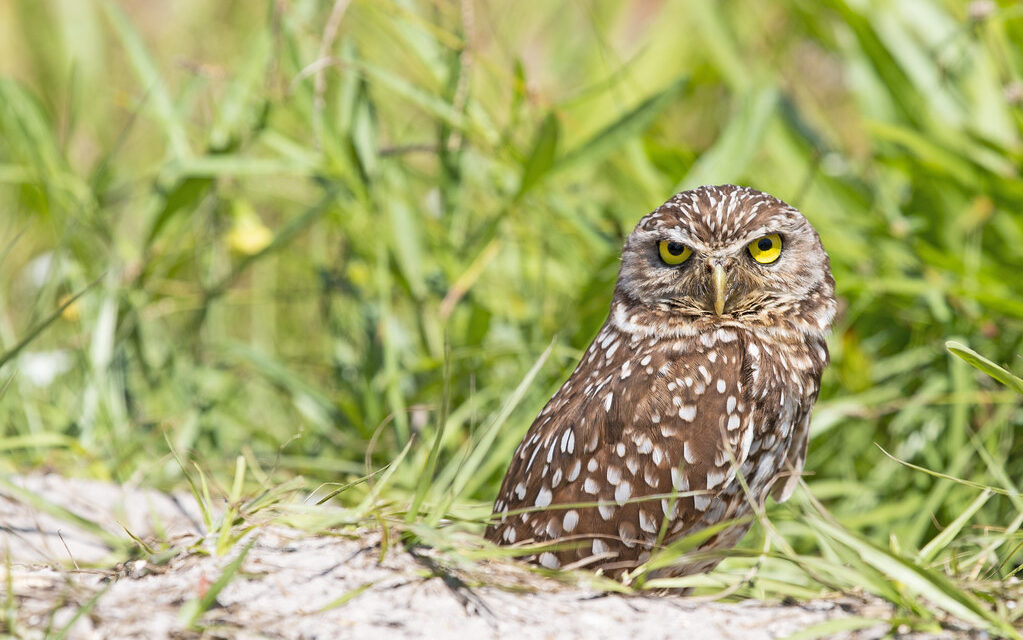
top-left (748, 234), bottom-right (782, 264)
top-left (658, 240), bottom-right (692, 265)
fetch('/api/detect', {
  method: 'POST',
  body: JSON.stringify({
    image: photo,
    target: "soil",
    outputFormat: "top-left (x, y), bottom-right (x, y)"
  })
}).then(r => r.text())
top-left (0, 474), bottom-right (931, 639)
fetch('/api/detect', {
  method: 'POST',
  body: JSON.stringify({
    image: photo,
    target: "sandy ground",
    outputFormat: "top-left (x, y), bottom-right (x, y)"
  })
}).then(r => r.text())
top-left (0, 474), bottom-right (937, 639)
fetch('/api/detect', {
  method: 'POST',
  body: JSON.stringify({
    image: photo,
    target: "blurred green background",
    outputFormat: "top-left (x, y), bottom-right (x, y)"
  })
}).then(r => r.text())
top-left (1, 0), bottom-right (1022, 622)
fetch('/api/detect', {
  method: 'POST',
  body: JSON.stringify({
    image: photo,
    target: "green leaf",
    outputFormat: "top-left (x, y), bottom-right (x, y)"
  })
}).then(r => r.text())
top-left (679, 86), bottom-right (778, 191)
top-left (558, 76), bottom-right (688, 172)
top-left (515, 112), bottom-right (560, 199)
top-left (945, 341), bottom-right (1023, 394)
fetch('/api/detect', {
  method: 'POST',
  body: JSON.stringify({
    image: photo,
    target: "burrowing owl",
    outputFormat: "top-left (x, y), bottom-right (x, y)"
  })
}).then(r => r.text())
top-left (485, 185), bottom-right (836, 577)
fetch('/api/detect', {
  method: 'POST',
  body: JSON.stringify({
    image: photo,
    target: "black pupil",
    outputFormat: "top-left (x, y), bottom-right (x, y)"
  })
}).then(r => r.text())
top-left (667, 242), bottom-right (685, 256)
top-left (757, 237), bottom-right (773, 251)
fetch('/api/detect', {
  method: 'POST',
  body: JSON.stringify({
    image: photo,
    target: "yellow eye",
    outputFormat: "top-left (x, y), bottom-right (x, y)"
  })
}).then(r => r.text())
top-left (748, 234), bottom-right (782, 264)
top-left (658, 240), bottom-right (692, 265)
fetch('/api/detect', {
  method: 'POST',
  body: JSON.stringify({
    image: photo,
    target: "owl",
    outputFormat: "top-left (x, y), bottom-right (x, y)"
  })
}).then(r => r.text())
top-left (485, 185), bottom-right (836, 578)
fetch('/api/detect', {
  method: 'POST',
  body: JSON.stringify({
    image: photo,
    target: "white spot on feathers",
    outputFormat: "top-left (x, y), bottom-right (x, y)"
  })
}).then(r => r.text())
top-left (634, 433), bottom-right (653, 454)
top-left (563, 510), bottom-right (579, 532)
top-left (583, 477), bottom-right (600, 494)
top-left (693, 493), bottom-right (711, 511)
top-left (706, 468), bottom-right (727, 489)
top-left (546, 519), bottom-right (561, 538)
top-left (526, 445), bottom-right (541, 471)
top-left (678, 405), bottom-right (697, 421)
top-left (567, 459), bottom-right (581, 481)
top-left (639, 509), bottom-right (658, 534)
top-left (671, 467), bottom-right (689, 491)
top-left (625, 457), bottom-right (639, 475)
top-left (660, 499), bottom-right (674, 520)
top-left (618, 522), bottom-right (637, 548)
top-left (606, 340), bottom-right (619, 358)
top-left (644, 468), bottom-right (660, 488)
top-left (614, 481), bottom-right (632, 505)
top-left (535, 486), bottom-right (552, 508)
top-left (539, 552), bottom-right (560, 569)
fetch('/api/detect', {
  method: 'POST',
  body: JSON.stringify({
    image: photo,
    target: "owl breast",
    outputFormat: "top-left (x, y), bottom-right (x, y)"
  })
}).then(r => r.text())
top-left (484, 318), bottom-right (827, 576)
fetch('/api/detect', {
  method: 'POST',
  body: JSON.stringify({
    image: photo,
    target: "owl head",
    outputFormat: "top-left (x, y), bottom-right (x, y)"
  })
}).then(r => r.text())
top-left (614, 185), bottom-right (836, 337)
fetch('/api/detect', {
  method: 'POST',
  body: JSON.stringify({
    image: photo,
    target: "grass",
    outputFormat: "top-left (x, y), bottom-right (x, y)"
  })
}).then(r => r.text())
top-left (0, 0), bottom-right (1021, 635)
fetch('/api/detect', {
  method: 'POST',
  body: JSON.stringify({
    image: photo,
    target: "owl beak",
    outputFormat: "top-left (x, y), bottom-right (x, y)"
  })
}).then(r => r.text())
top-left (712, 263), bottom-right (727, 315)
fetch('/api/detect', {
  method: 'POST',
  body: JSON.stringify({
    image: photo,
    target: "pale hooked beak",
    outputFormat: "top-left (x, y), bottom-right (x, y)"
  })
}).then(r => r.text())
top-left (712, 263), bottom-right (727, 315)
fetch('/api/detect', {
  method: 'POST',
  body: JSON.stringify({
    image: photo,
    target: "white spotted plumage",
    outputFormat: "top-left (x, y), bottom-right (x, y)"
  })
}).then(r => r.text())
top-left (486, 185), bottom-right (835, 578)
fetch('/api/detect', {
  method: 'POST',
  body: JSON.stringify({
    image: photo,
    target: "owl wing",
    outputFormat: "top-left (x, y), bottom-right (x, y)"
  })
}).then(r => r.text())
top-left (769, 406), bottom-right (811, 503)
top-left (768, 334), bottom-right (828, 503)
top-left (485, 324), bottom-right (757, 573)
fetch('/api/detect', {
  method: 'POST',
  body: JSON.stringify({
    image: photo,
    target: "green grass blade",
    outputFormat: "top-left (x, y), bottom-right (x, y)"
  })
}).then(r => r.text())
top-left (447, 340), bottom-right (555, 503)
top-left (917, 489), bottom-right (992, 564)
top-left (0, 277), bottom-right (101, 371)
top-left (317, 581), bottom-right (376, 612)
top-left (779, 616), bottom-right (887, 640)
top-left (0, 476), bottom-right (128, 552)
top-left (679, 86), bottom-right (778, 190)
top-left (179, 538), bottom-right (255, 629)
top-left (51, 582), bottom-right (113, 640)
top-left (558, 76), bottom-right (687, 172)
top-left (97, 0), bottom-right (191, 160)
top-left (515, 112), bottom-right (560, 200)
top-left (945, 341), bottom-right (1023, 394)
top-left (811, 516), bottom-right (1017, 637)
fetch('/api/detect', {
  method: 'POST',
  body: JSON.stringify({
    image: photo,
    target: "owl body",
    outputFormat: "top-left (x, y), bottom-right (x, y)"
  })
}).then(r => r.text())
top-left (485, 185), bottom-right (835, 576)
